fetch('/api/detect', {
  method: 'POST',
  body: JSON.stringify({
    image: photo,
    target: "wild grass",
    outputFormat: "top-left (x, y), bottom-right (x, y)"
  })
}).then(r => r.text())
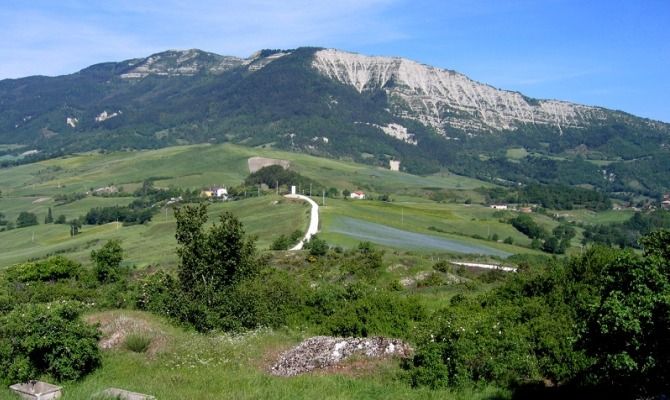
top-left (123, 333), bottom-right (152, 353)
top-left (0, 310), bottom-right (509, 400)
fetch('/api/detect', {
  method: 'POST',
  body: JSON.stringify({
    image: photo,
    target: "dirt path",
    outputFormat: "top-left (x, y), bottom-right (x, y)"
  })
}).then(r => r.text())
top-left (284, 194), bottom-right (319, 250)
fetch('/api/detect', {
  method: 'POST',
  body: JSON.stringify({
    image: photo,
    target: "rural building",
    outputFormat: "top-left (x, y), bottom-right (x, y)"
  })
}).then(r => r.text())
top-left (490, 204), bottom-right (508, 210)
top-left (389, 160), bottom-right (400, 171)
top-left (350, 191), bottom-right (366, 200)
top-left (215, 187), bottom-right (228, 199)
top-left (201, 187), bottom-right (228, 200)
top-left (519, 206), bottom-right (533, 213)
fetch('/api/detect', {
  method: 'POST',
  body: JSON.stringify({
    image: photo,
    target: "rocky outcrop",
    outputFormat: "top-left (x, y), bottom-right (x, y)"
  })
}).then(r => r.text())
top-left (270, 336), bottom-right (412, 376)
top-left (120, 49), bottom-right (246, 79)
top-left (312, 49), bottom-right (607, 134)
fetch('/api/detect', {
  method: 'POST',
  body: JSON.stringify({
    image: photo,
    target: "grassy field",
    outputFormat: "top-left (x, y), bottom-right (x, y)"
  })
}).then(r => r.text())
top-left (0, 143), bottom-right (515, 268)
top-left (0, 143), bottom-right (623, 268)
top-left (0, 310), bottom-right (506, 400)
top-left (0, 196), bottom-right (309, 269)
top-left (318, 199), bottom-right (543, 257)
top-left (0, 144), bottom-right (491, 199)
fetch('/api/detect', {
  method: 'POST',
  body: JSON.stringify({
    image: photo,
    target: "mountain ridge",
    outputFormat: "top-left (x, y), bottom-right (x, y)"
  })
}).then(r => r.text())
top-left (0, 47), bottom-right (668, 196)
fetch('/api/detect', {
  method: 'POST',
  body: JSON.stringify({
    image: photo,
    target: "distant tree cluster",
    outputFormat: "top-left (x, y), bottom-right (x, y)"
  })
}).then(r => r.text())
top-left (518, 184), bottom-right (611, 211)
top-left (583, 209), bottom-right (670, 248)
top-left (483, 184), bottom-right (611, 211)
top-left (510, 215), bottom-right (575, 254)
top-left (85, 206), bottom-right (153, 225)
top-left (244, 165), bottom-right (321, 193)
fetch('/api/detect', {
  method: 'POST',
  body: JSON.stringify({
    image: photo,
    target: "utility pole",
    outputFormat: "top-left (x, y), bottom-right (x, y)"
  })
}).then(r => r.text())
top-left (276, 180), bottom-right (279, 196)
top-left (401, 207), bottom-right (404, 225)
top-left (322, 189), bottom-right (325, 206)
top-left (309, 183), bottom-right (312, 197)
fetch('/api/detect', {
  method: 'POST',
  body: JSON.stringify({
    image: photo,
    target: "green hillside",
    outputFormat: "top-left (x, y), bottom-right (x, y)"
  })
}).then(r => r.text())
top-left (0, 143), bottom-right (534, 269)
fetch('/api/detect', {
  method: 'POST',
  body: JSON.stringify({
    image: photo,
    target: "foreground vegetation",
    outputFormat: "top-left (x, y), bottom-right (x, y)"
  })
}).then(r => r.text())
top-left (1, 144), bottom-right (669, 398)
top-left (1, 198), bottom-right (668, 398)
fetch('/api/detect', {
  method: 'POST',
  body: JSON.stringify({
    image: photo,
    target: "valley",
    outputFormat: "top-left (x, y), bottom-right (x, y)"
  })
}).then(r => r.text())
top-left (0, 40), bottom-right (668, 399)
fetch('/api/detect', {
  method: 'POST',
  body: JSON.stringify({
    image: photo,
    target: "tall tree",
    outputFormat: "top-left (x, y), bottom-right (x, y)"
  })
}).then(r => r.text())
top-left (91, 239), bottom-right (124, 283)
top-left (44, 207), bottom-right (53, 224)
top-left (174, 204), bottom-right (257, 306)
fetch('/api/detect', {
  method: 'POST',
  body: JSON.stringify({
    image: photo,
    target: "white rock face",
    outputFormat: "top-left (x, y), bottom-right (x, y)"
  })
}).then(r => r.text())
top-left (95, 110), bottom-right (121, 122)
top-left (375, 123), bottom-right (417, 145)
top-left (120, 49), bottom-right (245, 79)
top-left (312, 49), bottom-right (606, 134)
top-left (247, 51), bottom-right (289, 72)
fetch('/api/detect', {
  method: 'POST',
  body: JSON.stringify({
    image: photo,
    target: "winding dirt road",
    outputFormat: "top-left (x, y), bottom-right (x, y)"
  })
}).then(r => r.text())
top-left (284, 194), bottom-right (319, 250)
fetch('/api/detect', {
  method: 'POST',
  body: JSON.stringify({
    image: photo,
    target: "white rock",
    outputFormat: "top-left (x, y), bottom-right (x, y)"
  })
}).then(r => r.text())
top-left (312, 49), bottom-right (605, 134)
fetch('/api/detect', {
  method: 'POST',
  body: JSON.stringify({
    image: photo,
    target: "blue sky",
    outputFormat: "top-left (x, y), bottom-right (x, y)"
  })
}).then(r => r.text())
top-left (1, 0), bottom-right (668, 122)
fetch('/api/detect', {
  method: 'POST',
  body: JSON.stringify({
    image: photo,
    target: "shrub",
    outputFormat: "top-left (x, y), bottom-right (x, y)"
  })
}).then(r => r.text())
top-left (91, 240), bottom-right (124, 283)
top-left (5, 256), bottom-right (81, 283)
top-left (417, 272), bottom-right (446, 288)
top-left (270, 234), bottom-right (291, 250)
top-left (305, 235), bottom-right (328, 256)
top-left (15, 211), bottom-right (38, 228)
top-left (124, 333), bottom-right (152, 353)
top-left (0, 302), bottom-right (101, 383)
top-left (433, 260), bottom-right (452, 273)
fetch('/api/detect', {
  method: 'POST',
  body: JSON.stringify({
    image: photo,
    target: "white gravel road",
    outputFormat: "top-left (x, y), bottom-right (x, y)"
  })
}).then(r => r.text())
top-left (284, 194), bottom-right (319, 250)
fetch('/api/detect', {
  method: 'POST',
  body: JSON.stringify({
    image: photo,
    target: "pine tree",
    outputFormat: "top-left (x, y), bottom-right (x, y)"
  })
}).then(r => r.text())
top-left (45, 207), bottom-right (54, 224)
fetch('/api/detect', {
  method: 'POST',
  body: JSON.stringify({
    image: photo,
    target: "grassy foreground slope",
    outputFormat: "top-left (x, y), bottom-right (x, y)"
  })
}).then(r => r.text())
top-left (0, 310), bottom-right (502, 400)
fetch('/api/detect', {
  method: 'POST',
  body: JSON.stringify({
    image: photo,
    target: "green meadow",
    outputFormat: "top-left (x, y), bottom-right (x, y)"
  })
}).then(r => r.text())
top-left (0, 143), bottom-right (606, 268)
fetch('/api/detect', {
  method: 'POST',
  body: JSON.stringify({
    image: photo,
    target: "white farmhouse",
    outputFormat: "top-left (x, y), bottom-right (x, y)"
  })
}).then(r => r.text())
top-left (350, 191), bottom-right (366, 200)
top-left (215, 187), bottom-right (228, 199)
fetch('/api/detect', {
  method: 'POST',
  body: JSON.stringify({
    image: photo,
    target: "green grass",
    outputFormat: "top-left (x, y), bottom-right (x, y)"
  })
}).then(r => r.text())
top-left (0, 310), bottom-right (506, 400)
top-left (0, 143), bottom-right (622, 268)
top-left (0, 196), bottom-right (309, 269)
top-left (0, 144), bottom-right (492, 198)
top-left (123, 333), bottom-right (152, 353)
top-left (318, 199), bottom-right (542, 256)
top-left (505, 147), bottom-right (528, 161)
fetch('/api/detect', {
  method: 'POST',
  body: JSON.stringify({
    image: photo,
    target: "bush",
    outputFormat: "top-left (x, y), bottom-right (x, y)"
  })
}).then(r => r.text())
top-left (270, 234), bottom-right (291, 250)
top-left (433, 261), bottom-right (452, 273)
top-left (124, 333), bottom-right (152, 353)
top-left (5, 256), bottom-right (81, 283)
top-left (91, 239), bottom-right (124, 283)
top-left (305, 235), bottom-right (328, 256)
top-left (417, 272), bottom-right (446, 288)
top-left (15, 211), bottom-right (38, 228)
top-left (0, 302), bottom-right (101, 383)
